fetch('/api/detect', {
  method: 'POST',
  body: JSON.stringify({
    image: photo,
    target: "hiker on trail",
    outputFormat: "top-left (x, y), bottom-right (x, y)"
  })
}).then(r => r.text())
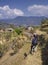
top-left (30, 33), bottom-right (38, 54)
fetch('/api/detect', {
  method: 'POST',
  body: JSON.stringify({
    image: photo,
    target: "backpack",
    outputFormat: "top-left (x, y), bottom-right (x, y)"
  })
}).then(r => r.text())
top-left (32, 37), bottom-right (38, 45)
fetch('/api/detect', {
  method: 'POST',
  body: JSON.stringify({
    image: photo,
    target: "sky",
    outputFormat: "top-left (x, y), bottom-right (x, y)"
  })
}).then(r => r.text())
top-left (0, 0), bottom-right (48, 19)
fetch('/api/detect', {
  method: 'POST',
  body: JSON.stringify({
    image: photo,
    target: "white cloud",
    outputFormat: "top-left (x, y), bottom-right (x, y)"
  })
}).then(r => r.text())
top-left (0, 5), bottom-right (24, 19)
top-left (28, 5), bottom-right (48, 17)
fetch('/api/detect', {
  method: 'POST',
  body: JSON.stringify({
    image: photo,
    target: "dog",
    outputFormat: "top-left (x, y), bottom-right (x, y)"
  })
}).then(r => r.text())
top-left (24, 53), bottom-right (27, 59)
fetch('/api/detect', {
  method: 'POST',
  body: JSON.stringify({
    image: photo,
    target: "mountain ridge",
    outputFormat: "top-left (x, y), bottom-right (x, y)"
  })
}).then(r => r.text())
top-left (0, 16), bottom-right (47, 26)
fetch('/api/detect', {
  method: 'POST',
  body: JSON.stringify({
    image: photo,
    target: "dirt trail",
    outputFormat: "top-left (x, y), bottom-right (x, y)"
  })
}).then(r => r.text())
top-left (21, 50), bottom-right (42, 65)
top-left (0, 42), bottom-right (42, 65)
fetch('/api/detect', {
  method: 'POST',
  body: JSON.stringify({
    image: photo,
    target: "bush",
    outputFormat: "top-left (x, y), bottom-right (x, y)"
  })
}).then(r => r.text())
top-left (38, 34), bottom-right (46, 48)
top-left (15, 28), bottom-right (22, 35)
top-left (0, 43), bottom-right (10, 58)
top-left (14, 46), bottom-right (18, 54)
top-left (0, 44), bottom-right (4, 58)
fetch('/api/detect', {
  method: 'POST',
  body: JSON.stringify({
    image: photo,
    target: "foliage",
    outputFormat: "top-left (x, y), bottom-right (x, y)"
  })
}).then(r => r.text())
top-left (0, 44), bottom-right (4, 58)
top-left (15, 28), bottom-right (22, 35)
top-left (41, 35), bottom-right (48, 65)
top-left (0, 42), bottom-right (11, 58)
top-left (4, 32), bottom-right (11, 41)
top-left (38, 34), bottom-right (45, 48)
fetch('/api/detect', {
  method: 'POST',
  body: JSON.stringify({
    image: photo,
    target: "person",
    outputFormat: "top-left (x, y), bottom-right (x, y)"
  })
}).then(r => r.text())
top-left (30, 33), bottom-right (38, 54)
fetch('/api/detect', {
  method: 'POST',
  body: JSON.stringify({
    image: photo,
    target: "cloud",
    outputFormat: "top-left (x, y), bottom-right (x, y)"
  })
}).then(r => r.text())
top-left (0, 5), bottom-right (24, 19)
top-left (28, 5), bottom-right (48, 17)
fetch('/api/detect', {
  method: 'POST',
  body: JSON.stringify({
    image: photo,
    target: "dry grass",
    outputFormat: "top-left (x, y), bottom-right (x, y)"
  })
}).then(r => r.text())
top-left (0, 42), bottom-right (42, 65)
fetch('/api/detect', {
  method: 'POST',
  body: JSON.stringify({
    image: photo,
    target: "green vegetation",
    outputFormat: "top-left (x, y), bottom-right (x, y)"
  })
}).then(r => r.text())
top-left (15, 28), bottom-right (22, 35)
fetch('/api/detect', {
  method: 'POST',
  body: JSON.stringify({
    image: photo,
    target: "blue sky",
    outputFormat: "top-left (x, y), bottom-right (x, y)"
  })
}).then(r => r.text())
top-left (0, 0), bottom-right (48, 19)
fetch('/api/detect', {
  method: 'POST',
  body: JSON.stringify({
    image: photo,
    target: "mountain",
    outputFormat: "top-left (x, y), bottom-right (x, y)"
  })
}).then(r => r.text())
top-left (0, 16), bottom-right (47, 26)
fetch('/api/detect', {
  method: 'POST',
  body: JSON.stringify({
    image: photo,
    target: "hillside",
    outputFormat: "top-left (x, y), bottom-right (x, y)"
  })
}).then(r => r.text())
top-left (0, 29), bottom-right (48, 65)
top-left (0, 19), bottom-right (48, 65)
top-left (0, 42), bottom-right (42, 65)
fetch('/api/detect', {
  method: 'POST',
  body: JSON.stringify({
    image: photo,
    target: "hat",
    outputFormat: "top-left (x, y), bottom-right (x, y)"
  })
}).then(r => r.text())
top-left (33, 33), bottom-right (37, 37)
top-left (33, 32), bottom-right (37, 35)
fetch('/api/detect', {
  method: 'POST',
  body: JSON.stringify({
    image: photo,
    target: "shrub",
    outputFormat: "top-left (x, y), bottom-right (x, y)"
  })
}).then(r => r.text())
top-left (14, 46), bottom-right (18, 54)
top-left (0, 44), bottom-right (4, 58)
top-left (15, 28), bottom-right (22, 35)
top-left (0, 43), bottom-right (10, 58)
